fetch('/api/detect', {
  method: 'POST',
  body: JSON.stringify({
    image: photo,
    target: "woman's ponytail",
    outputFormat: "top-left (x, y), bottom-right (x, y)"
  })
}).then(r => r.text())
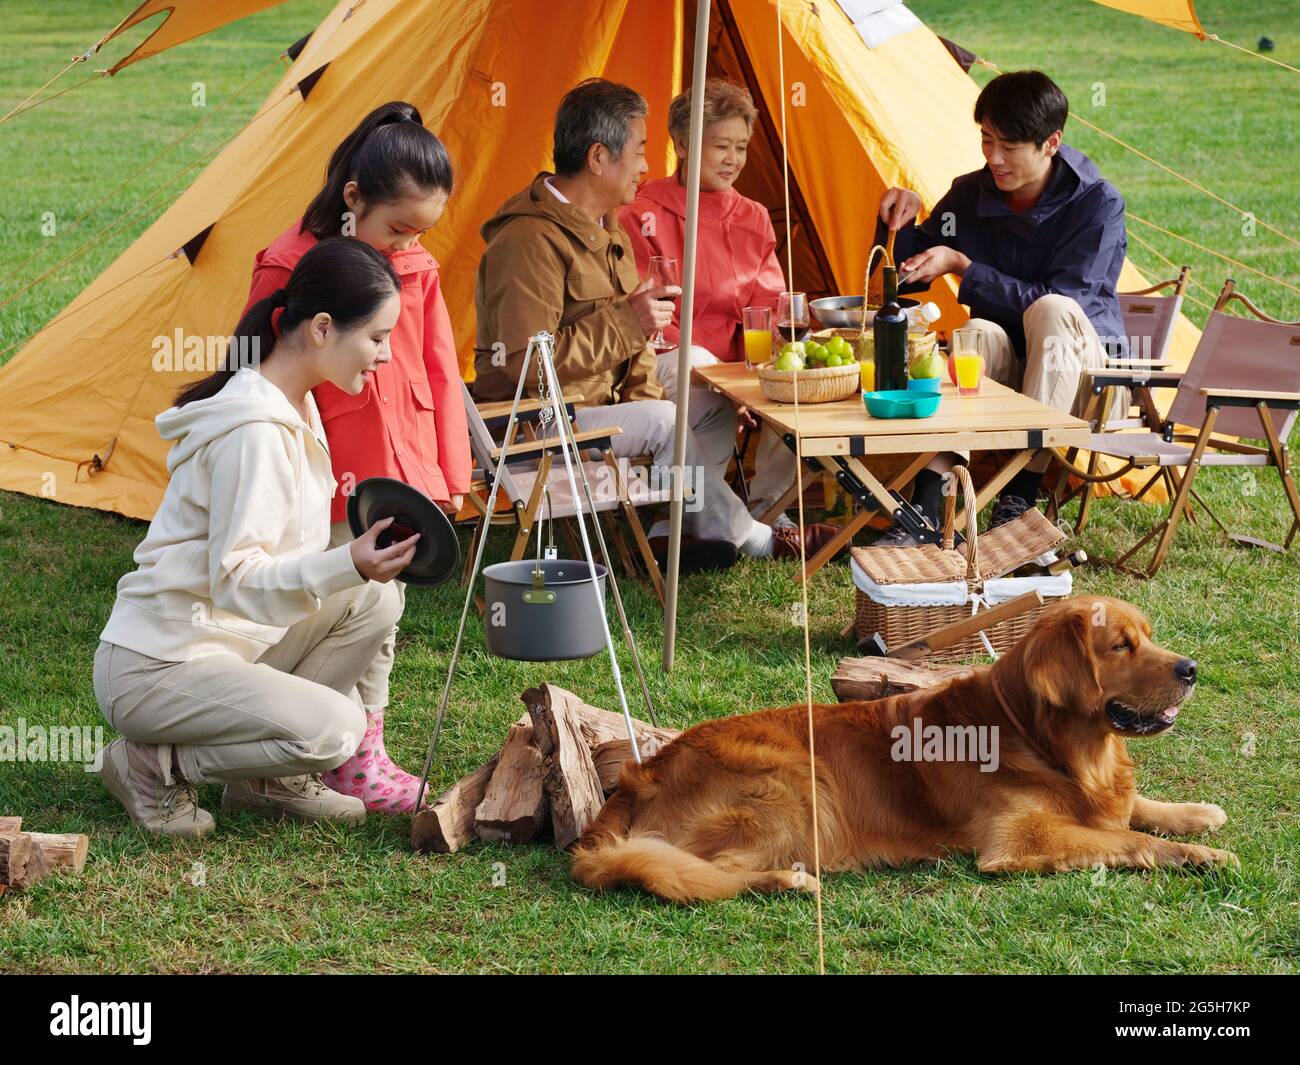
top-left (174, 239), bottom-right (398, 408)
top-left (173, 290), bottom-right (283, 408)
top-left (301, 100), bottom-right (454, 238)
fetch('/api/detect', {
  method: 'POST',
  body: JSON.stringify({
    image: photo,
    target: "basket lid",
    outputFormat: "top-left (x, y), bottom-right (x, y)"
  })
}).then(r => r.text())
top-left (850, 544), bottom-right (968, 586)
top-left (976, 507), bottom-right (1067, 578)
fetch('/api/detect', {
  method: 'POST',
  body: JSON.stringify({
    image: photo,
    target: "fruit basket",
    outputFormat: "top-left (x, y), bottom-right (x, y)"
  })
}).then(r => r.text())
top-left (757, 361), bottom-right (860, 404)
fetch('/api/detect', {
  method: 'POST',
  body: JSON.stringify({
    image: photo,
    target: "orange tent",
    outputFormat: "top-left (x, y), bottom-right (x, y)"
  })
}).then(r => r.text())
top-left (1091, 0), bottom-right (1205, 37)
top-left (0, 0), bottom-right (1197, 520)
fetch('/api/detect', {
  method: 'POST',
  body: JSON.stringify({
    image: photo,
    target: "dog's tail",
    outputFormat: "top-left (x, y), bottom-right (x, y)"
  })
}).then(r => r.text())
top-left (571, 834), bottom-right (755, 903)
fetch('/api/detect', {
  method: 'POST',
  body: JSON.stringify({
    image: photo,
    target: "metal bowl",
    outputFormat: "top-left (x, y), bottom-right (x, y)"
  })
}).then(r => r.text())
top-left (810, 295), bottom-right (919, 328)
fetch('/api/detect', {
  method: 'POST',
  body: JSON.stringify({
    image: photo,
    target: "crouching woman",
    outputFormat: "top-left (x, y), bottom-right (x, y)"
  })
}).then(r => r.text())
top-left (93, 238), bottom-right (419, 837)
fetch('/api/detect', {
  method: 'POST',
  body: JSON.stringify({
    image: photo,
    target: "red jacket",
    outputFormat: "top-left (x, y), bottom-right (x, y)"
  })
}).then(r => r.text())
top-left (619, 174), bottom-right (786, 362)
top-left (244, 224), bottom-right (471, 522)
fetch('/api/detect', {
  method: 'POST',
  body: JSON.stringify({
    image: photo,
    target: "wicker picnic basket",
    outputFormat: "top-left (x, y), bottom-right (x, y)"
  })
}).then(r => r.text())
top-left (851, 467), bottom-right (1073, 661)
top-left (757, 360), bottom-right (860, 404)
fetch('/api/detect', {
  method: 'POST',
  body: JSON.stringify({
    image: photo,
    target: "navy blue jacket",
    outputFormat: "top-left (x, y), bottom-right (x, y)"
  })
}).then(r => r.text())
top-left (891, 144), bottom-right (1128, 358)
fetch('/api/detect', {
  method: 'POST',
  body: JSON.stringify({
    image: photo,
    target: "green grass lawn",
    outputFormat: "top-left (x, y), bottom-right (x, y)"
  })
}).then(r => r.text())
top-left (1, 0), bottom-right (1297, 974)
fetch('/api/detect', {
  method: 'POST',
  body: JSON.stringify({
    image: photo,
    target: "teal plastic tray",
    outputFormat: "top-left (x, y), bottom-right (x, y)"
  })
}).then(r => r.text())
top-left (864, 389), bottom-right (941, 419)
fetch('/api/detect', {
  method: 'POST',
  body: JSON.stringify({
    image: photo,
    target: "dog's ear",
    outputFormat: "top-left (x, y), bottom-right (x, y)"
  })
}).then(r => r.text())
top-left (998, 606), bottom-right (1104, 720)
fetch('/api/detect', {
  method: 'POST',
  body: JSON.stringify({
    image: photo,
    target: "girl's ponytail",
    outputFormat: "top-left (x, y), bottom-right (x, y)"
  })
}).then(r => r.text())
top-left (174, 239), bottom-right (398, 408)
top-left (301, 100), bottom-right (454, 238)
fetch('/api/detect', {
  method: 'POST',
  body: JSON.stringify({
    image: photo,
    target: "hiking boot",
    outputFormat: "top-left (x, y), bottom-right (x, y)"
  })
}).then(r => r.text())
top-left (869, 523), bottom-right (965, 549)
top-left (989, 493), bottom-right (1034, 530)
top-left (97, 738), bottom-right (215, 838)
top-left (221, 774), bottom-right (366, 826)
top-left (648, 534), bottom-right (739, 573)
top-left (771, 522), bottom-right (844, 560)
top-left (869, 523), bottom-right (919, 549)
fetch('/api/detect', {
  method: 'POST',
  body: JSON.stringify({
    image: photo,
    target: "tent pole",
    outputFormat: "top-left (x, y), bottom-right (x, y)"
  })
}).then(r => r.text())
top-left (662, 0), bottom-right (712, 672)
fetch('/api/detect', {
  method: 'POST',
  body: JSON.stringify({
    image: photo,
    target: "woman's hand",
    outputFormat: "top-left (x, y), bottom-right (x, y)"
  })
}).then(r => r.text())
top-left (440, 494), bottom-right (464, 515)
top-left (350, 516), bottom-right (419, 583)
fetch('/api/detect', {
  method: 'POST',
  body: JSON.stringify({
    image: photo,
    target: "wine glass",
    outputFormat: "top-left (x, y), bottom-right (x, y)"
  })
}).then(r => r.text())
top-left (648, 256), bottom-right (680, 352)
top-left (776, 291), bottom-right (808, 345)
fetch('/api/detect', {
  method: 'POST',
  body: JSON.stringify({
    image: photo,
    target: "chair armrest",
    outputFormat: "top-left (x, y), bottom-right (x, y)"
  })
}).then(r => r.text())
top-left (1201, 387), bottom-right (1300, 408)
top-left (1087, 368), bottom-right (1183, 389)
top-left (490, 426), bottom-right (621, 460)
top-left (476, 398), bottom-right (548, 419)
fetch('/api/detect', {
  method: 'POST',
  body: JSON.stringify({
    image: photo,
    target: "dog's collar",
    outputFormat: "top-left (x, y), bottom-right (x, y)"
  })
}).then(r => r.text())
top-left (990, 670), bottom-right (1071, 778)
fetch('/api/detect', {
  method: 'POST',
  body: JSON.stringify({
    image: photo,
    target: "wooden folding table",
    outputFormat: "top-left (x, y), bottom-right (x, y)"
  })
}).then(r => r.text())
top-left (692, 363), bottom-right (1093, 579)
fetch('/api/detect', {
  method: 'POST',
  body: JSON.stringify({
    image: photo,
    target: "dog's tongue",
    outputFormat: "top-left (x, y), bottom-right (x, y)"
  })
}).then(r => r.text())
top-left (1157, 706), bottom-right (1180, 724)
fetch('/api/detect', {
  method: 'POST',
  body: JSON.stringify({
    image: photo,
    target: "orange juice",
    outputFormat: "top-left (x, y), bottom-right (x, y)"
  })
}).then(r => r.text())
top-left (954, 352), bottom-right (983, 395)
top-left (743, 328), bottom-right (772, 369)
top-left (859, 358), bottom-right (875, 393)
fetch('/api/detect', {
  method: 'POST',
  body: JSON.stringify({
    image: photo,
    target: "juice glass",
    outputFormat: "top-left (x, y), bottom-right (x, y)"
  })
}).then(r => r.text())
top-left (951, 327), bottom-right (985, 397)
top-left (742, 306), bottom-right (772, 369)
top-left (859, 357), bottom-right (875, 393)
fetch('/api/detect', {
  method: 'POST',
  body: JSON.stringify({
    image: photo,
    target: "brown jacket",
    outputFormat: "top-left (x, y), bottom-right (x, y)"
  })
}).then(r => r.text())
top-left (473, 173), bottom-right (662, 407)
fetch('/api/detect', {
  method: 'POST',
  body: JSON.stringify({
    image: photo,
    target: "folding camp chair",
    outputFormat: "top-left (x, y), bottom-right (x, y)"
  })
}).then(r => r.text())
top-left (459, 384), bottom-right (669, 604)
top-left (1054, 279), bottom-right (1300, 577)
top-left (1049, 267), bottom-right (1192, 528)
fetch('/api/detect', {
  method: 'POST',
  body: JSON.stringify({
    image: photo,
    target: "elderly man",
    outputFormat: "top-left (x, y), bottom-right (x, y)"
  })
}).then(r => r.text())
top-left (474, 78), bottom-right (836, 569)
top-left (872, 70), bottom-right (1127, 544)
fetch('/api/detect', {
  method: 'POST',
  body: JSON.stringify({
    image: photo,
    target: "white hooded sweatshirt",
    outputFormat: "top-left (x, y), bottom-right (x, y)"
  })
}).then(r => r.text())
top-left (100, 368), bottom-right (366, 662)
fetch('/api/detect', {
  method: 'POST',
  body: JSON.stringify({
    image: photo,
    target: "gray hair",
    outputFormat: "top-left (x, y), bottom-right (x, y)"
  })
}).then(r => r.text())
top-left (553, 79), bottom-right (648, 178)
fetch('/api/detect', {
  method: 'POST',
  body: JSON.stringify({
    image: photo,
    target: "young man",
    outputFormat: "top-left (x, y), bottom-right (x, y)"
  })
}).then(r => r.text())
top-left (873, 70), bottom-right (1127, 543)
top-left (473, 78), bottom-right (837, 569)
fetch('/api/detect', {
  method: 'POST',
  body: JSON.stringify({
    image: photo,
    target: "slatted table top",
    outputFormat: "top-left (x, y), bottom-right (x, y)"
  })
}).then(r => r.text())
top-left (693, 362), bottom-right (1092, 457)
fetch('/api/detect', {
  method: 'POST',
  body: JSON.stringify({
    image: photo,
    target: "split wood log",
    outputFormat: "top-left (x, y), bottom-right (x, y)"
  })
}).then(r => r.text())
top-left (474, 723), bottom-right (547, 844)
top-left (411, 756), bottom-right (499, 854)
top-left (27, 833), bottom-right (89, 874)
top-left (0, 822), bottom-right (32, 886)
top-left (12, 840), bottom-right (51, 889)
top-left (523, 684), bottom-right (606, 851)
top-left (830, 657), bottom-right (972, 703)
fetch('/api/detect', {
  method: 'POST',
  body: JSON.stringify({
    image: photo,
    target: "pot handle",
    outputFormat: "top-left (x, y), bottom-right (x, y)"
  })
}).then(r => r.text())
top-left (523, 484), bottom-right (557, 605)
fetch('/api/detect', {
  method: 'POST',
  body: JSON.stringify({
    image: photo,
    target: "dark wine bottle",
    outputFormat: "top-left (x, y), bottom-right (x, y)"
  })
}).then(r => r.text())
top-left (873, 266), bottom-right (908, 392)
top-left (1011, 549), bottom-right (1088, 578)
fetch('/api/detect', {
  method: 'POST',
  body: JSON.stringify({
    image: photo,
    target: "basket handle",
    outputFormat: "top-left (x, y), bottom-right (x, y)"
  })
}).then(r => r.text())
top-left (940, 465), bottom-right (981, 584)
top-left (860, 243), bottom-right (888, 340)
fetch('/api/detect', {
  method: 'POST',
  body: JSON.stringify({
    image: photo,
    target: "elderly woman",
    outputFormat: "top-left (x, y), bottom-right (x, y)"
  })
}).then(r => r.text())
top-left (619, 78), bottom-right (797, 524)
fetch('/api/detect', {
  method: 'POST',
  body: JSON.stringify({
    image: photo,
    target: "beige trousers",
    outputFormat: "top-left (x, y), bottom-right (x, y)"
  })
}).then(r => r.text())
top-left (329, 520), bottom-right (405, 711)
top-left (92, 578), bottom-right (401, 785)
top-left (934, 294), bottom-right (1123, 475)
top-left (967, 293), bottom-right (1120, 418)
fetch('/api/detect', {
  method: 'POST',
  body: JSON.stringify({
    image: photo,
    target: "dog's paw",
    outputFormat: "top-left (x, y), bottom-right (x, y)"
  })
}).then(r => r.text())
top-left (1162, 841), bottom-right (1238, 870)
top-left (1186, 802), bottom-right (1228, 835)
top-left (781, 868), bottom-right (820, 894)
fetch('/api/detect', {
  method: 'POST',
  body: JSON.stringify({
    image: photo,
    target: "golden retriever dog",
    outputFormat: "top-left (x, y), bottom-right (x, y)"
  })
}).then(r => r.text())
top-left (572, 597), bottom-right (1236, 902)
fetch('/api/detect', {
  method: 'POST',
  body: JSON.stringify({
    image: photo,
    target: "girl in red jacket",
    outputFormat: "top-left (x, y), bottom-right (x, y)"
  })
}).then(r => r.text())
top-left (245, 101), bottom-right (470, 813)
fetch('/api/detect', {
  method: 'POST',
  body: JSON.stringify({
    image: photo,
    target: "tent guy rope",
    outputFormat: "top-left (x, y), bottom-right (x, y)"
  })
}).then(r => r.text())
top-left (0, 51), bottom-right (288, 292)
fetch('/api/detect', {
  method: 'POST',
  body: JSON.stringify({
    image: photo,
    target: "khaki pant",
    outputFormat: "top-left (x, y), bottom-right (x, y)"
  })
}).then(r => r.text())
top-left (92, 579), bottom-right (401, 785)
top-left (329, 520), bottom-right (404, 711)
top-left (568, 349), bottom-right (763, 546)
top-left (966, 294), bottom-right (1121, 418)
top-left (655, 346), bottom-right (799, 521)
top-left (934, 294), bottom-right (1124, 475)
